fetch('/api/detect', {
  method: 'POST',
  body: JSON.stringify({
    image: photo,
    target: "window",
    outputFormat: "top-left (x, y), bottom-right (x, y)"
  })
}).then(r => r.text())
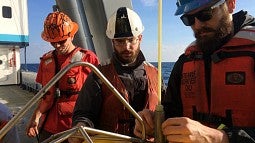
top-left (2, 6), bottom-right (12, 18)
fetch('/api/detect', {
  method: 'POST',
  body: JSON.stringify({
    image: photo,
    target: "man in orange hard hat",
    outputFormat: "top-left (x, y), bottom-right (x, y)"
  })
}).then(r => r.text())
top-left (26, 11), bottom-right (99, 142)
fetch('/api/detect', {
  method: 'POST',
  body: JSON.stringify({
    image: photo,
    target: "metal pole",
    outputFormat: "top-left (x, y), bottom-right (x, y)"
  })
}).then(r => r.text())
top-left (24, 46), bottom-right (27, 71)
top-left (154, 0), bottom-right (165, 142)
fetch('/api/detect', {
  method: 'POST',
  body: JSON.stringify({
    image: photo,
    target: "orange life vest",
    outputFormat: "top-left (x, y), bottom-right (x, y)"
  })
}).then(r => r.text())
top-left (98, 61), bottom-right (159, 135)
top-left (37, 47), bottom-right (98, 133)
top-left (181, 26), bottom-right (255, 127)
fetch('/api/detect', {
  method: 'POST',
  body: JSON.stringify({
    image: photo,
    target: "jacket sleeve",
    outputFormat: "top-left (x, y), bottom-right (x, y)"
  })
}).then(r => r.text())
top-left (162, 54), bottom-right (186, 118)
top-left (72, 72), bottom-right (102, 128)
top-left (82, 50), bottom-right (100, 73)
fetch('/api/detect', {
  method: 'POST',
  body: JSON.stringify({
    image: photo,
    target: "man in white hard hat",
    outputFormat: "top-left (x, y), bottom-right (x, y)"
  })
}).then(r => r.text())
top-left (134, 0), bottom-right (255, 142)
top-left (69, 7), bottom-right (165, 143)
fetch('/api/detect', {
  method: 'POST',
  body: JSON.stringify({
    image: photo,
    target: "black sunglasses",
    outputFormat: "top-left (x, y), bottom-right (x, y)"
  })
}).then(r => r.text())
top-left (180, 8), bottom-right (213, 26)
top-left (180, 0), bottom-right (225, 26)
top-left (50, 39), bottom-right (67, 45)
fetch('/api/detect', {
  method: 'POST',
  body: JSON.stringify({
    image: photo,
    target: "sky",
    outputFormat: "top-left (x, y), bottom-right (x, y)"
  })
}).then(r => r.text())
top-left (22, 0), bottom-right (255, 63)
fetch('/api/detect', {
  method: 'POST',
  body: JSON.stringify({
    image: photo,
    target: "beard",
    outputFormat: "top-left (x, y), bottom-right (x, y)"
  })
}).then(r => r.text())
top-left (194, 14), bottom-right (233, 55)
top-left (114, 45), bottom-right (140, 64)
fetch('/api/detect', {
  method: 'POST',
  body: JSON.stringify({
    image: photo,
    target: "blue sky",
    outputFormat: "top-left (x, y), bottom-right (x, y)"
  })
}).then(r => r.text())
top-left (22, 0), bottom-right (255, 63)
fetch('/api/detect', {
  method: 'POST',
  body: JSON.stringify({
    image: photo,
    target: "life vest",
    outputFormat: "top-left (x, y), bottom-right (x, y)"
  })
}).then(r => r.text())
top-left (37, 47), bottom-right (97, 133)
top-left (181, 26), bottom-right (255, 128)
top-left (98, 61), bottom-right (159, 135)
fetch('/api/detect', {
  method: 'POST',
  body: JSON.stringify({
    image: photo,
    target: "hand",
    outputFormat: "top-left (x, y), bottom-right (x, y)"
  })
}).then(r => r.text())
top-left (26, 105), bottom-right (41, 138)
top-left (134, 109), bottom-right (155, 139)
top-left (26, 120), bottom-right (39, 138)
top-left (162, 117), bottom-right (229, 143)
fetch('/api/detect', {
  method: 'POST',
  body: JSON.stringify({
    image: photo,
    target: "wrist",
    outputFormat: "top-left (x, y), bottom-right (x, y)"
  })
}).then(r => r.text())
top-left (200, 123), bottom-right (229, 143)
top-left (219, 129), bottom-right (230, 143)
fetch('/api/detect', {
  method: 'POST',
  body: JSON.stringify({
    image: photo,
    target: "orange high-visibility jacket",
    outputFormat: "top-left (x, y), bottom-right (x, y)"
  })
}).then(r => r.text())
top-left (181, 26), bottom-right (255, 127)
top-left (36, 47), bottom-right (99, 133)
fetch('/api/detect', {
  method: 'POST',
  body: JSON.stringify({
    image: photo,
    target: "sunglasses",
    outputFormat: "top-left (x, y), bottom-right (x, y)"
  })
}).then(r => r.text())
top-left (50, 39), bottom-right (67, 45)
top-left (180, 0), bottom-right (225, 26)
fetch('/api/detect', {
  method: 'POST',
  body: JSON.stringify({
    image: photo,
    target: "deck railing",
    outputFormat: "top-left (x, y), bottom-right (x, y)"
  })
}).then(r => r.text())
top-left (0, 61), bottom-right (147, 142)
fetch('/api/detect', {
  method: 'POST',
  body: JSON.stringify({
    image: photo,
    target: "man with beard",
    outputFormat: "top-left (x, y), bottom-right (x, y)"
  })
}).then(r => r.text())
top-left (69, 7), bottom-right (163, 143)
top-left (134, 0), bottom-right (255, 143)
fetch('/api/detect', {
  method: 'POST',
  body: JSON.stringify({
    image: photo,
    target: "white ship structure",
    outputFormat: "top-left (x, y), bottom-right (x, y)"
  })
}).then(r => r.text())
top-left (0, 0), bottom-right (28, 85)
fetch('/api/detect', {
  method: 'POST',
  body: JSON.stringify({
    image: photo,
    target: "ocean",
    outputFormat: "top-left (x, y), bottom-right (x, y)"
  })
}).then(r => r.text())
top-left (21, 62), bottom-right (175, 84)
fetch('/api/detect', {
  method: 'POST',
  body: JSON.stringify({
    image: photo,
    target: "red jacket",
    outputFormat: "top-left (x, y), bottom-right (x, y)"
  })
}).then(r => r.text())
top-left (36, 47), bottom-right (99, 133)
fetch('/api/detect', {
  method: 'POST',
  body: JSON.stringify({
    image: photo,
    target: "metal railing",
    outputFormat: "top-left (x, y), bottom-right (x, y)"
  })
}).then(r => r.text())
top-left (41, 126), bottom-right (149, 143)
top-left (0, 61), bottom-right (146, 142)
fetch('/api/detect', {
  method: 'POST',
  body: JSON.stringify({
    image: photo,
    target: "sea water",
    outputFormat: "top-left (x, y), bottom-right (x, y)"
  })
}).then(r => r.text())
top-left (21, 62), bottom-right (175, 84)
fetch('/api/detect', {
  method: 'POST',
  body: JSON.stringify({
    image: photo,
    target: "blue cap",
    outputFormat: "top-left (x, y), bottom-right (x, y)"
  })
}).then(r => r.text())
top-left (175, 0), bottom-right (219, 15)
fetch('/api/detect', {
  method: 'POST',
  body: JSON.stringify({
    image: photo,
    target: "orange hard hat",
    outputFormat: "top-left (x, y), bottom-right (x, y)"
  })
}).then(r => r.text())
top-left (41, 11), bottom-right (79, 42)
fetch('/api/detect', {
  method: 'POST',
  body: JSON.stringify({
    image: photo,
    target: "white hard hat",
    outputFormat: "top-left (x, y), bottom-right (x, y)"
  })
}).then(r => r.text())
top-left (106, 7), bottom-right (144, 39)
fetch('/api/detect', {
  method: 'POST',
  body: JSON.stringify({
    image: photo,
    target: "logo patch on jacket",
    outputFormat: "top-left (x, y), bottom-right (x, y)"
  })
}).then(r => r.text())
top-left (44, 58), bottom-right (53, 65)
top-left (225, 72), bottom-right (245, 85)
top-left (67, 77), bottom-right (76, 84)
top-left (181, 71), bottom-right (196, 97)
